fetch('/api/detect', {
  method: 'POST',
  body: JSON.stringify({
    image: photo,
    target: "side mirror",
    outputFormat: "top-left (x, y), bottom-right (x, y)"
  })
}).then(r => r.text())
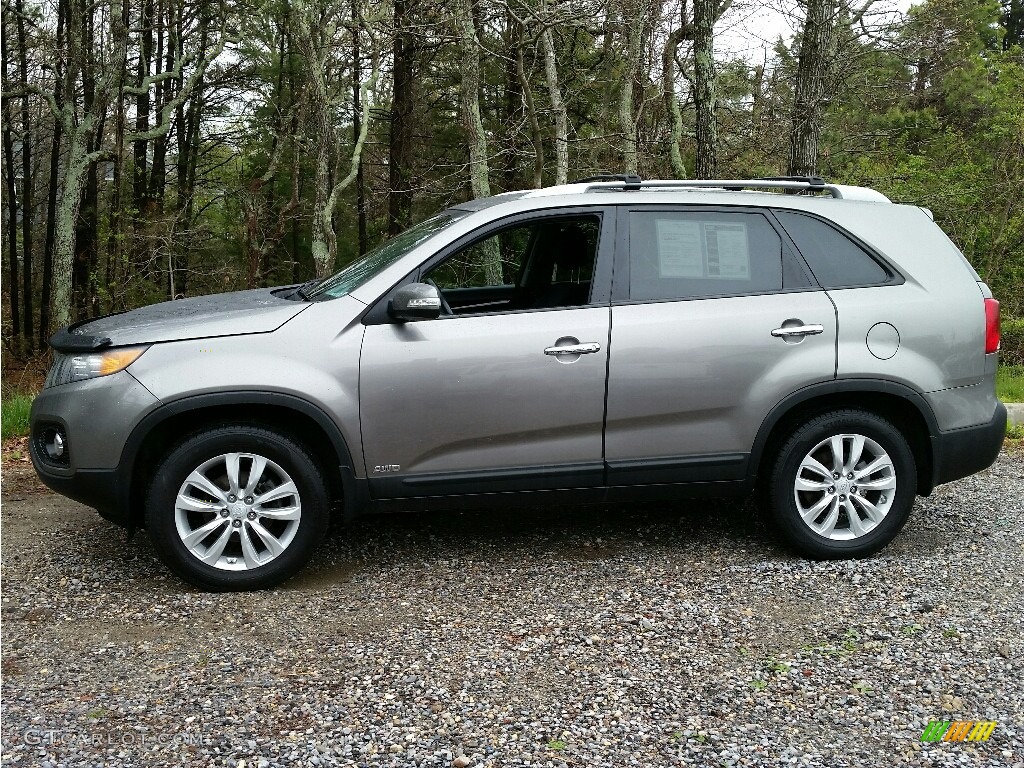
top-left (388, 283), bottom-right (442, 321)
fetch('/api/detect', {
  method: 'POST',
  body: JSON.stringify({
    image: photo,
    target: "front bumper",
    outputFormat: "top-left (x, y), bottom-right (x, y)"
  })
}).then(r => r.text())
top-left (31, 465), bottom-right (131, 526)
top-left (931, 402), bottom-right (1007, 488)
top-left (29, 371), bottom-right (160, 527)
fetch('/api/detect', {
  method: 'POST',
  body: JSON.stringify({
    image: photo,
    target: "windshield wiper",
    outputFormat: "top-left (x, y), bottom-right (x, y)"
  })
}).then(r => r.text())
top-left (294, 278), bottom-right (320, 301)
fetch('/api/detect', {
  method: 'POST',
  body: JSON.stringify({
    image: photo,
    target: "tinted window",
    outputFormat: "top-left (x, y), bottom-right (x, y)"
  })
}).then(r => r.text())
top-left (627, 211), bottom-right (783, 301)
top-left (424, 215), bottom-right (600, 312)
top-left (775, 211), bottom-right (890, 288)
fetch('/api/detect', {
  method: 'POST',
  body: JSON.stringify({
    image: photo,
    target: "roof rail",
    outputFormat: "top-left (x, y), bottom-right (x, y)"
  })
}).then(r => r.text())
top-left (582, 177), bottom-right (843, 196)
top-left (523, 176), bottom-right (891, 202)
top-left (572, 173), bottom-right (643, 190)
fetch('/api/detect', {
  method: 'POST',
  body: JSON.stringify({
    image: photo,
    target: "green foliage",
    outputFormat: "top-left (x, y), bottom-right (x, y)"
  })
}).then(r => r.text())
top-left (3, 0), bottom-right (1023, 345)
top-left (1, 393), bottom-right (34, 440)
top-left (1002, 317), bottom-right (1024, 366)
top-left (822, 0), bottom-right (1024, 315)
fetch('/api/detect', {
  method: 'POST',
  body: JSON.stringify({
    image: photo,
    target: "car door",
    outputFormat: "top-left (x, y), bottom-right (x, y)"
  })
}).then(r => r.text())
top-left (359, 209), bottom-right (614, 498)
top-left (604, 206), bottom-right (837, 485)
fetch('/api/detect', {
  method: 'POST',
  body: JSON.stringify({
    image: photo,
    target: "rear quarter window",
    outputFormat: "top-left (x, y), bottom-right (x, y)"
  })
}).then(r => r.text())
top-left (774, 210), bottom-right (893, 288)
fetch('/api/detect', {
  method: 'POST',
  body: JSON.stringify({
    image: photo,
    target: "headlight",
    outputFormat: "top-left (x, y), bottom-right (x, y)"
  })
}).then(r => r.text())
top-left (44, 346), bottom-right (149, 388)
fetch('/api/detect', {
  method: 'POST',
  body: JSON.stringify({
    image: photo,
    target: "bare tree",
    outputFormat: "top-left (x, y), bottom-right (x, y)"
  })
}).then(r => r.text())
top-left (293, 0), bottom-right (380, 277)
top-left (24, 0), bottom-right (235, 331)
top-left (514, 19), bottom-right (545, 188)
top-left (661, 4), bottom-right (691, 178)
top-left (539, 1), bottom-right (568, 184)
top-left (617, 0), bottom-right (646, 174)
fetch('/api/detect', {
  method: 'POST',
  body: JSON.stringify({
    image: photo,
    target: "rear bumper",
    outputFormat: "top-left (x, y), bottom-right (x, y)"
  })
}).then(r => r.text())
top-left (931, 402), bottom-right (1006, 488)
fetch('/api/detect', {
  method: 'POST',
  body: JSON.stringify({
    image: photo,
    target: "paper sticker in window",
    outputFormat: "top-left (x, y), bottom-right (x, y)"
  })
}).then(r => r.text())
top-left (704, 223), bottom-right (750, 279)
top-left (656, 219), bottom-right (704, 277)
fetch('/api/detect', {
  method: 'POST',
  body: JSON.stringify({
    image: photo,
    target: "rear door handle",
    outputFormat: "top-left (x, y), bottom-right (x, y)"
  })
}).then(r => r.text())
top-left (544, 342), bottom-right (601, 356)
top-left (771, 324), bottom-right (824, 338)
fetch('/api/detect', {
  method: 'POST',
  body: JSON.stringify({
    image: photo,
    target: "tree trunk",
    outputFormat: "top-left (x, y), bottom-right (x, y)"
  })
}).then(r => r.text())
top-left (1003, 0), bottom-right (1023, 50)
top-left (73, 5), bottom-right (101, 319)
top-left (388, 0), bottom-right (415, 236)
top-left (661, 24), bottom-right (689, 179)
top-left (456, 0), bottom-right (500, 283)
top-left (352, 0), bottom-right (367, 255)
top-left (294, 0), bottom-right (378, 277)
top-left (1, 11), bottom-right (20, 339)
top-left (787, 0), bottom-right (839, 177)
top-left (133, 0), bottom-right (154, 208)
top-left (692, 0), bottom-right (718, 179)
top-left (173, 0), bottom-right (206, 296)
top-left (751, 62), bottom-right (765, 125)
top-left (40, 0), bottom-right (67, 343)
top-left (457, 0), bottom-right (491, 200)
top-left (540, 19), bottom-right (568, 185)
top-left (516, 37), bottom-right (544, 189)
top-left (501, 9), bottom-right (522, 192)
top-left (16, 0), bottom-right (33, 345)
top-left (309, 113), bottom-right (333, 277)
top-left (51, 124), bottom-right (92, 331)
top-left (147, 0), bottom-right (170, 209)
top-left (617, 7), bottom-right (644, 174)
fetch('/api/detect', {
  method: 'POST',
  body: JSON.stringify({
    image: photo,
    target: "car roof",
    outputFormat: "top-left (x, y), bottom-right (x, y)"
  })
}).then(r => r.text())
top-left (450, 178), bottom-right (893, 218)
top-left (452, 185), bottom-right (891, 220)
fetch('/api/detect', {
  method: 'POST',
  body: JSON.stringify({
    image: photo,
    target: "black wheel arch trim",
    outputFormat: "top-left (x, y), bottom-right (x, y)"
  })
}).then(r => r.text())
top-left (118, 391), bottom-right (366, 526)
top-left (748, 378), bottom-right (941, 490)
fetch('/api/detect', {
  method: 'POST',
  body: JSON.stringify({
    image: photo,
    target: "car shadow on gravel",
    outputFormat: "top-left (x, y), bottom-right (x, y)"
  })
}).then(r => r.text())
top-left (282, 494), bottom-right (780, 589)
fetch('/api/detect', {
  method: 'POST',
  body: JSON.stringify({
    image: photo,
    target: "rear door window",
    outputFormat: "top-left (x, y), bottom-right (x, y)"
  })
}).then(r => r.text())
top-left (626, 211), bottom-right (787, 301)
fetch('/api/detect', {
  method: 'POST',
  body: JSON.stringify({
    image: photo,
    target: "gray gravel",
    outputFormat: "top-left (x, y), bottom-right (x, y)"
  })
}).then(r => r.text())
top-left (1, 450), bottom-right (1022, 768)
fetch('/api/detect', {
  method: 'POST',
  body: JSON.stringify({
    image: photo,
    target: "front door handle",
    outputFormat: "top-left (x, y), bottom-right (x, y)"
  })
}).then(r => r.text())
top-left (544, 342), bottom-right (601, 356)
top-left (771, 324), bottom-right (824, 338)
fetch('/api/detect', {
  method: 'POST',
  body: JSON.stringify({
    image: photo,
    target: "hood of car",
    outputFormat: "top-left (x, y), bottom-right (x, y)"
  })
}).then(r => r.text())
top-left (57, 287), bottom-right (310, 348)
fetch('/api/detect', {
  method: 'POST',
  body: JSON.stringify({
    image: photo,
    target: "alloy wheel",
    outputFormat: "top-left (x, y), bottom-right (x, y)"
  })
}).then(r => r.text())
top-left (793, 433), bottom-right (897, 541)
top-left (173, 452), bottom-right (302, 571)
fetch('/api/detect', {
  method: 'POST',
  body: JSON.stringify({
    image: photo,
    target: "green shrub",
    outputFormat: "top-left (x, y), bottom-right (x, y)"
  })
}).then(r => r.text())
top-left (1, 393), bottom-right (34, 441)
top-left (1003, 316), bottom-right (1024, 367)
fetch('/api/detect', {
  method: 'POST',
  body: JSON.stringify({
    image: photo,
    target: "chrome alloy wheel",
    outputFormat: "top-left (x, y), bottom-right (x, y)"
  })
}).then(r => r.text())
top-left (793, 433), bottom-right (896, 541)
top-left (173, 453), bottom-right (302, 571)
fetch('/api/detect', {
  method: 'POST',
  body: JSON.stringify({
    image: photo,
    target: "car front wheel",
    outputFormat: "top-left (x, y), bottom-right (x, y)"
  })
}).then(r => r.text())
top-left (768, 409), bottom-right (917, 559)
top-left (145, 425), bottom-right (329, 591)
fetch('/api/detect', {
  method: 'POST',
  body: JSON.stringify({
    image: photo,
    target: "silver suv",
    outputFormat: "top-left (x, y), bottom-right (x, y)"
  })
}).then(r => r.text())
top-left (30, 176), bottom-right (1007, 590)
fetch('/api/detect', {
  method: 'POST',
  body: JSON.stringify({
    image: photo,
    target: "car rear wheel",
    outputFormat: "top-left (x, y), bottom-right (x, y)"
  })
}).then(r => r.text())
top-left (768, 409), bottom-right (917, 559)
top-left (145, 425), bottom-right (329, 591)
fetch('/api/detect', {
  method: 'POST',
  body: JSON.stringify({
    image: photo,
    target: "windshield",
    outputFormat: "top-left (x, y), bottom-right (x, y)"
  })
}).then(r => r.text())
top-left (308, 212), bottom-right (465, 300)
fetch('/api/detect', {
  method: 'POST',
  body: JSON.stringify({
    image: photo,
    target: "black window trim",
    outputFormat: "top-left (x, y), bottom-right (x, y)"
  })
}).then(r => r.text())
top-left (611, 204), bottom-right (821, 305)
top-left (769, 208), bottom-right (906, 289)
top-left (362, 205), bottom-right (615, 325)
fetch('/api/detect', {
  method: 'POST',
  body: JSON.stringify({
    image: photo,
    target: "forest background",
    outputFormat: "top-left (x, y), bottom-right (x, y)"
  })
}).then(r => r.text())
top-left (1, 0), bottom-right (1022, 390)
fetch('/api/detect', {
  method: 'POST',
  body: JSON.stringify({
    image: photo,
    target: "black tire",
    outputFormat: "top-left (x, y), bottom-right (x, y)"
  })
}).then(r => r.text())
top-left (144, 424), bottom-right (330, 591)
top-left (767, 409), bottom-right (917, 559)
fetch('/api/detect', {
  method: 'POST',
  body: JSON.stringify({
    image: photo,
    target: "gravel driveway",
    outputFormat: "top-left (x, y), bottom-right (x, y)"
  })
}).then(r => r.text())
top-left (1, 450), bottom-right (1022, 768)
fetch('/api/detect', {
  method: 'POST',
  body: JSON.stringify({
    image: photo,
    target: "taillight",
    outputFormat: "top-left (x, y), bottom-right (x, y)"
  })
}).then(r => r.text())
top-left (984, 298), bottom-right (1000, 354)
